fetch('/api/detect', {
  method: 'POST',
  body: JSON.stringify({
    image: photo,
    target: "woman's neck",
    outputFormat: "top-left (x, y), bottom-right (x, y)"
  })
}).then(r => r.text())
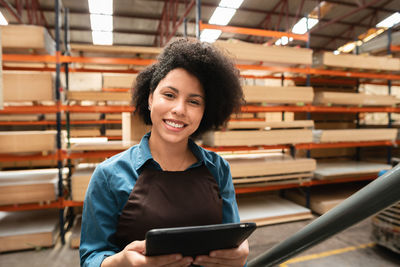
top-left (148, 134), bottom-right (193, 171)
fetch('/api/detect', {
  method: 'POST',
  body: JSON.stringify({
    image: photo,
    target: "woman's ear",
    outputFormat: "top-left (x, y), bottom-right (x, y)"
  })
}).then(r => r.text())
top-left (148, 93), bottom-right (153, 111)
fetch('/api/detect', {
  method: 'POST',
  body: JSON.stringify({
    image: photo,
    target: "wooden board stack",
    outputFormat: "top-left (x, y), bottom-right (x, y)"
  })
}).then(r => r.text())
top-left (0, 131), bottom-right (59, 154)
top-left (0, 168), bottom-right (59, 205)
top-left (71, 164), bottom-right (96, 201)
top-left (224, 153), bottom-right (316, 187)
top-left (0, 25), bottom-right (55, 54)
top-left (0, 209), bottom-right (59, 252)
top-left (226, 120), bottom-right (313, 130)
top-left (203, 129), bottom-right (313, 147)
top-left (314, 161), bottom-right (391, 180)
top-left (312, 128), bottom-right (397, 143)
top-left (243, 85), bottom-right (314, 104)
top-left (371, 201), bottom-right (400, 254)
top-left (313, 52), bottom-right (400, 71)
top-left (70, 215), bottom-right (81, 249)
top-left (2, 71), bottom-right (54, 103)
top-left (102, 73), bottom-right (137, 89)
top-left (285, 183), bottom-right (366, 215)
top-left (237, 194), bottom-right (313, 226)
top-left (214, 40), bottom-right (313, 66)
top-left (313, 92), bottom-right (399, 106)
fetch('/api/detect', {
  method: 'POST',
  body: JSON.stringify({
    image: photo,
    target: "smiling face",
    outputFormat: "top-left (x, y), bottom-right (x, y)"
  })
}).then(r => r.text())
top-left (148, 68), bottom-right (205, 147)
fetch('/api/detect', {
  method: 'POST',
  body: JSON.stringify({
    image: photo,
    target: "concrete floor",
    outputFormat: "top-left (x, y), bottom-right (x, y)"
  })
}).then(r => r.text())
top-left (1, 217), bottom-right (399, 267)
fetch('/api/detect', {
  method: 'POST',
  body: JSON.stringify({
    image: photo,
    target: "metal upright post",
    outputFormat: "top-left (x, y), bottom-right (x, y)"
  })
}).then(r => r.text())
top-left (387, 28), bottom-right (393, 165)
top-left (63, 7), bottom-right (75, 231)
top-left (355, 42), bottom-right (361, 161)
top-left (195, 0), bottom-right (201, 39)
top-left (54, 0), bottom-right (65, 245)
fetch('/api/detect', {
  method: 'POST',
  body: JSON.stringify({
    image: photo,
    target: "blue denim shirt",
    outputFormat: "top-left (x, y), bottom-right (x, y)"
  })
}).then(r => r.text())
top-left (80, 132), bottom-right (241, 267)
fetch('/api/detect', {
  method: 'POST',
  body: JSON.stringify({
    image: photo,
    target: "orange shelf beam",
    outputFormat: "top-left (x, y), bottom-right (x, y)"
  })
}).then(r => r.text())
top-left (2, 54), bottom-right (57, 63)
top-left (2, 54), bottom-right (155, 66)
top-left (0, 105), bottom-right (59, 114)
top-left (66, 150), bottom-right (124, 159)
top-left (0, 120), bottom-right (123, 126)
top-left (60, 55), bottom-right (156, 65)
top-left (0, 153), bottom-right (58, 162)
top-left (200, 22), bottom-right (309, 42)
top-left (390, 45), bottom-right (400, 52)
top-left (64, 105), bottom-right (135, 113)
top-left (0, 199), bottom-right (62, 212)
top-left (62, 199), bottom-right (84, 207)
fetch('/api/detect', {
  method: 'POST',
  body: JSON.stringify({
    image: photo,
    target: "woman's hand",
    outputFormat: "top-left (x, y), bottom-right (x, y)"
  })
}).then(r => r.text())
top-left (101, 240), bottom-right (194, 267)
top-left (192, 239), bottom-right (249, 267)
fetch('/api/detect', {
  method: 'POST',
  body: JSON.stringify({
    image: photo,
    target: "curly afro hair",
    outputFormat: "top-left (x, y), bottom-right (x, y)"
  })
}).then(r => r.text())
top-left (133, 38), bottom-right (244, 138)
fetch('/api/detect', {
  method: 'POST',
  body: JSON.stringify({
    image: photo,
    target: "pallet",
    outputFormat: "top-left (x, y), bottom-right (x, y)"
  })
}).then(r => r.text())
top-left (237, 194), bottom-right (313, 226)
top-left (371, 215), bottom-right (400, 254)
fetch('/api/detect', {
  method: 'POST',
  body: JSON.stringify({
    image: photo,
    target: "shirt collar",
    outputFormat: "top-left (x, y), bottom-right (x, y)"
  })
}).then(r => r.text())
top-left (133, 132), bottom-right (215, 171)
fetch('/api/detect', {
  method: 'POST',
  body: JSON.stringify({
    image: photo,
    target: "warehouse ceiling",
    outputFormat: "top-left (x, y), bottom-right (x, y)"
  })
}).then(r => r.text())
top-left (0, 0), bottom-right (399, 52)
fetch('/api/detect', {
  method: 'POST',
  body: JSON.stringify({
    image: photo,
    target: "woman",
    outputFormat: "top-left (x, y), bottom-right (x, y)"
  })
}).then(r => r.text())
top-left (80, 38), bottom-right (247, 267)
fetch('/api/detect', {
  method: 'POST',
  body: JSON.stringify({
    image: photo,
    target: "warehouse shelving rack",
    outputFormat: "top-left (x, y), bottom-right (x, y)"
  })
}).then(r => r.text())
top-left (1, 1), bottom-right (400, 246)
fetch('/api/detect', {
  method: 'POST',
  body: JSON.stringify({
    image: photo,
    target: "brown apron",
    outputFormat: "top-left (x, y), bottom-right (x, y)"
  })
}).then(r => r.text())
top-left (114, 164), bottom-right (223, 249)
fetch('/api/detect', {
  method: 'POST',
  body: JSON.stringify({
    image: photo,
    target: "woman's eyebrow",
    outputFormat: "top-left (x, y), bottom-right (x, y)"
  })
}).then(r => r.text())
top-left (165, 86), bottom-right (204, 99)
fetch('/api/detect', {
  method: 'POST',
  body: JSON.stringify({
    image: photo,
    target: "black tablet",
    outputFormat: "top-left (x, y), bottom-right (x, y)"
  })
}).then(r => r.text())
top-left (145, 222), bottom-right (256, 257)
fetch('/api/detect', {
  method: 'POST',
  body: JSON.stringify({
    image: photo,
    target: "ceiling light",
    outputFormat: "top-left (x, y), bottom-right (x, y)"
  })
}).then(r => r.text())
top-left (0, 11), bottom-right (8, 25)
top-left (90, 14), bottom-right (113, 31)
top-left (292, 17), bottom-right (319, 34)
top-left (88, 0), bottom-right (113, 15)
top-left (219, 0), bottom-right (244, 9)
top-left (209, 7), bottom-right (236, 26)
top-left (200, 29), bottom-right (222, 43)
top-left (333, 50), bottom-right (340, 55)
top-left (339, 42), bottom-right (356, 53)
top-left (92, 31), bottom-right (113, 45)
top-left (376, 12), bottom-right (400, 28)
top-left (275, 36), bottom-right (289, 46)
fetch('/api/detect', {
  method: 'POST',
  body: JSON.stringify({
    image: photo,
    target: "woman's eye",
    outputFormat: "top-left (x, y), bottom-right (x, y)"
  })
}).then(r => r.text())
top-left (189, 100), bottom-right (201, 105)
top-left (164, 93), bottom-right (174, 98)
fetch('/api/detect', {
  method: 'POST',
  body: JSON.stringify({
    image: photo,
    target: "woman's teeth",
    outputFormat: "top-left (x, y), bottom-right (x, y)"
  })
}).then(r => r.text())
top-left (165, 120), bottom-right (184, 128)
